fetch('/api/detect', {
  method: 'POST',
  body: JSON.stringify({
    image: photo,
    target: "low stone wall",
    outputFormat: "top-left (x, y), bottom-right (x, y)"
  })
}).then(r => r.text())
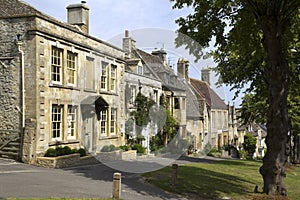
top-left (96, 150), bottom-right (137, 161)
top-left (35, 153), bottom-right (80, 168)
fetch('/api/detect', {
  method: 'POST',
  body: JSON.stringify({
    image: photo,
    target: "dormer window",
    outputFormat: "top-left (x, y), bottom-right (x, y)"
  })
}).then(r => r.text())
top-left (137, 65), bottom-right (143, 75)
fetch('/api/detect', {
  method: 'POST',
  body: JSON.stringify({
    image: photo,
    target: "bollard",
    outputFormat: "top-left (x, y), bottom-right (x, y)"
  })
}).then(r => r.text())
top-left (171, 164), bottom-right (178, 186)
top-left (112, 172), bottom-right (121, 198)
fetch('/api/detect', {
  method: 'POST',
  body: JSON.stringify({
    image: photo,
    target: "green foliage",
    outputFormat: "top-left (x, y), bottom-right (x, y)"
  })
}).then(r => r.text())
top-left (238, 149), bottom-right (248, 159)
top-left (119, 145), bottom-right (129, 151)
top-left (44, 148), bottom-right (56, 157)
top-left (131, 92), bottom-right (155, 127)
top-left (101, 144), bottom-right (116, 152)
top-left (132, 143), bottom-right (146, 154)
top-left (44, 146), bottom-right (86, 157)
top-left (243, 133), bottom-right (257, 159)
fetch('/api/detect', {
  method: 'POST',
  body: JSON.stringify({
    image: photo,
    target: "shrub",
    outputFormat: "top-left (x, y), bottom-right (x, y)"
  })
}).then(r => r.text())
top-left (132, 144), bottom-right (146, 154)
top-left (55, 146), bottom-right (65, 156)
top-left (101, 144), bottom-right (116, 152)
top-left (44, 146), bottom-right (86, 157)
top-left (119, 145), bottom-right (129, 151)
top-left (63, 146), bottom-right (72, 155)
top-left (45, 148), bottom-right (56, 157)
top-left (78, 148), bottom-right (86, 157)
top-left (239, 150), bottom-right (248, 159)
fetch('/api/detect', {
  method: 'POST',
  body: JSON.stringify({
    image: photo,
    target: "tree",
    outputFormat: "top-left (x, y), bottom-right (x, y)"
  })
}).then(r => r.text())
top-left (243, 133), bottom-right (257, 158)
top-left (171, 0), bottom-right (299, 195)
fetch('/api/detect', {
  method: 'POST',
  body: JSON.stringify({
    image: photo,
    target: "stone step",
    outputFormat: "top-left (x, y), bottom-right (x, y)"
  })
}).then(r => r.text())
top-left (2, 147), bottom-right (20, 152)
top-left (0, 150), bottom-right (19, 156)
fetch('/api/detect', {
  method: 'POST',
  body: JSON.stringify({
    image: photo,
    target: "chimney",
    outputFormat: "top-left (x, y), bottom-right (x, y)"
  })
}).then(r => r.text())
top-left (152, 49), bottom-right (167, 65)
top-left (122, 30), bottom-right (136, 58)
top-left (67, 1), bottom-right (90, 34)
top-left (201, 68), bottom-right (210, 85)
top-left (177, 58), bottom-right (189, 79)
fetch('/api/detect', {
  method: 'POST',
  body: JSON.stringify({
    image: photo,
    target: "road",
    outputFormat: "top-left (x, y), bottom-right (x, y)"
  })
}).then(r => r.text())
top-left (0, 157), bottom-right (189, 200)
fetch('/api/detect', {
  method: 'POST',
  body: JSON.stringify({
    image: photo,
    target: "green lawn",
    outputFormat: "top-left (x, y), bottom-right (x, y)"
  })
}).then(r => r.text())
top-left (143, 159), bottom-right (300, 200)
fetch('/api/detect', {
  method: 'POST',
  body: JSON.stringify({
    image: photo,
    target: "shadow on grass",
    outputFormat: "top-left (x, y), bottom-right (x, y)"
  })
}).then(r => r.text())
top-left (146, 163), bottom-right (260, 200)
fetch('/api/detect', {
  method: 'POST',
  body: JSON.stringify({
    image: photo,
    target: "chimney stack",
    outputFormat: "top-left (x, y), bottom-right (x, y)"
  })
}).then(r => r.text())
top-left (201, 68), bottom-right (210, 85)
top-left (67, 2), bottom-right (90, 34)
top-left (123, 30), bottom-right (136, 58)
top-left (152, 49), bottom-right (167, 66)
top-left (177, 58), bottom-right (189, 79)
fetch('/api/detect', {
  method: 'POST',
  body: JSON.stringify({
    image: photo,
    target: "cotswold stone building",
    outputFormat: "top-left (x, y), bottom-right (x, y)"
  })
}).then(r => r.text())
top-left (0, 0), bottom-right (126, 163)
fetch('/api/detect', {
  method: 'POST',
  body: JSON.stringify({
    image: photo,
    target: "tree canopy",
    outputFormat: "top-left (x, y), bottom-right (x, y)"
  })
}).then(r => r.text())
top-left (171, 0), bottom-right (299, 196)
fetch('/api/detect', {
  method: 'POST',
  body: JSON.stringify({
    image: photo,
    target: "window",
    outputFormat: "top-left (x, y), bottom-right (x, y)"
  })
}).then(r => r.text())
top-left (100, 110), bottom-right (107, 135)
top-left (51, 105), bottom-right (62, 140)
top-left (173, 76), bottom-right (177, 86)
top-left (67, 52), bottom-right (76, 85)
top-left (174, 98), bottom-right (180, 109)
top-left (130, 86), bottom-right (136, 104)
top-left (51, 47), bottom-right (63, 83)
top-left (137, 65), bottom-right (143, 75)
top-left (67, 106), bottom-right (77, 139)
top-left (154, 90), bottom-right (158, 103)
top-left (110, 65), bottom-right (117, 91)
top-left (110, 108), bottom-right (117, 135)
top-left (101, 61), bottom-right (108, 90)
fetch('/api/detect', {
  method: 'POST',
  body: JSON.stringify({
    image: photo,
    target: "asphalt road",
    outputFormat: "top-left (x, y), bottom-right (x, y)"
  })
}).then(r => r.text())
top-left (0, 157), bottom-right (189, 200)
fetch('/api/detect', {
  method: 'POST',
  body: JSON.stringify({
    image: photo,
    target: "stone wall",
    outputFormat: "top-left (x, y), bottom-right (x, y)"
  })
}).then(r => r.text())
top-left (0, 57), bottom-right (21, 130)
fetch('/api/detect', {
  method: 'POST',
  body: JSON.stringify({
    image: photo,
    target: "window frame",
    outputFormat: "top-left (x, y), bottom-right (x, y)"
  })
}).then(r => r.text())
top-left (100, 61), bottom-right (108, 90)
top-left (51, 104), bottom-right (63, 141)
top-left (66, 51), bottom-right (77, 86)
top-left (51, 47), bottom-right (63, 84)
top-left (110, 108), bottom-right (117, 135)
top-left (67, 105), bottom-right (77, 140)
top-left (110, 64), bottom-right (117, 91)
top-left (100, 109), bottom-right (108, 136)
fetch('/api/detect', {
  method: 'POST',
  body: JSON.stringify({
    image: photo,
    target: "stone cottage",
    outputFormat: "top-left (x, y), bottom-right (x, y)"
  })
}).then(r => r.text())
top-left (190, 69), bottom-right (230, 148)
top-left (0, 0), bottom-right (126, 163)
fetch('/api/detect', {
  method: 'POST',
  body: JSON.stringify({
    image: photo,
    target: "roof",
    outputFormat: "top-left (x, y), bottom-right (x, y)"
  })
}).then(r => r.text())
top-left (181, 79), bottom-right (202, 119)
top-left (190, 78), bottom-right (227, 110)
top-left (133, 48), bottom-right (184, 91)
top-left (0, 0), bottom-right (42, 18)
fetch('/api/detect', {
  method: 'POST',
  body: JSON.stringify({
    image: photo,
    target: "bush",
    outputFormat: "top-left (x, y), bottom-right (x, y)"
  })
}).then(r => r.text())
top-left (132, 144), bottom-right (146, 154)
top-left (239, 150), bottom-right (248, 159)
top-left (63, 146), bottom-right (72, 155)
top-left (101, 144), bottom-right (116, 152)
top-left (45, 148), bottom-right (56, 157)
top-left (119, 145), bottom-right (129, 151)
top-left (78, 148), bottom-right (86, 157)
top-left (44, 146), bottom-right (86, 157)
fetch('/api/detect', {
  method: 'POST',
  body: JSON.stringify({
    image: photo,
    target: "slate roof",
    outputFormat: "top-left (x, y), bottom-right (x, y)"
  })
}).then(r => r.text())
top-left (0, 0), bottom-right (42, 18)
top-left (180, 79), bottom-right (202, 119)
top-left (133, 48), bottom-right (184, 91)
top-left (190, 78), bottom-right (227, 110)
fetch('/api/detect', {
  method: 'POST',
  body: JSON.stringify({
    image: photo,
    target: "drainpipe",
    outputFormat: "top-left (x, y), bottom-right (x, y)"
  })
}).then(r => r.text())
top-left (16, 41), bottom-right (25, 130)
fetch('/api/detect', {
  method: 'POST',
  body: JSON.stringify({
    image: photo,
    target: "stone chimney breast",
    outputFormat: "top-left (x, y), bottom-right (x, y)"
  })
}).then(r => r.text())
top-left (201, 68), bottom-right (210, 85)
top-left (67, 2), bottom-right (89, 34)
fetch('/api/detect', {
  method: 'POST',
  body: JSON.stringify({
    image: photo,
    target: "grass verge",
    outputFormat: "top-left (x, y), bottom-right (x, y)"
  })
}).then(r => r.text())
top-left (143, 159), bottom-right (300, 200)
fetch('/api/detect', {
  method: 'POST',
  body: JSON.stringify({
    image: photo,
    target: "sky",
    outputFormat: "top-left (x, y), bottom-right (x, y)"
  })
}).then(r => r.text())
top-left (23, 0), bottom-right (243, 106)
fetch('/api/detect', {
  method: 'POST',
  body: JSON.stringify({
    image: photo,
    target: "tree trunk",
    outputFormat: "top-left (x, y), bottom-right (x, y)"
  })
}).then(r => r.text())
top-left (259, 20), bottom-right (290, 195)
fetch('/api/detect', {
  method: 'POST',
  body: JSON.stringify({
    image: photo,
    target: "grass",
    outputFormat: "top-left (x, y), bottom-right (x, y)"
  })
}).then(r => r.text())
top-left (143, 159), bottom-right (300, 200)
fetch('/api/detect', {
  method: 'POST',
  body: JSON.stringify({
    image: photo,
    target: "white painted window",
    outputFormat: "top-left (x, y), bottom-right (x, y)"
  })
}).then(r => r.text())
top-left (67, 106), bottom-right (77, 139)
top-left (67, 51), bottom-right (77, 85)
top-left (51, 105), bottom-right (62, 140)
top-left (51, 47), bottom-right (63, 83)
top-left (110, 108), bottom-right (117, 135)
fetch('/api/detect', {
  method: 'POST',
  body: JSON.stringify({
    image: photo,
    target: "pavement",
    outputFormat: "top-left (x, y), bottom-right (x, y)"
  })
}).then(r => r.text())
top-left (0, 157), bottom-right (197, 200)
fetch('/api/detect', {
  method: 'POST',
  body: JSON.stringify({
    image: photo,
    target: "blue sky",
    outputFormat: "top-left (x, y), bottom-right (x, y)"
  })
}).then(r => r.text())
top-left (23, 0), bottom-right (243, 105)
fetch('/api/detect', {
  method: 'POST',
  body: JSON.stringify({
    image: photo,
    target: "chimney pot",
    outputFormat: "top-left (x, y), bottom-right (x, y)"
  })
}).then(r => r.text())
top-left (125, 30), bottom-right (129, 37)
